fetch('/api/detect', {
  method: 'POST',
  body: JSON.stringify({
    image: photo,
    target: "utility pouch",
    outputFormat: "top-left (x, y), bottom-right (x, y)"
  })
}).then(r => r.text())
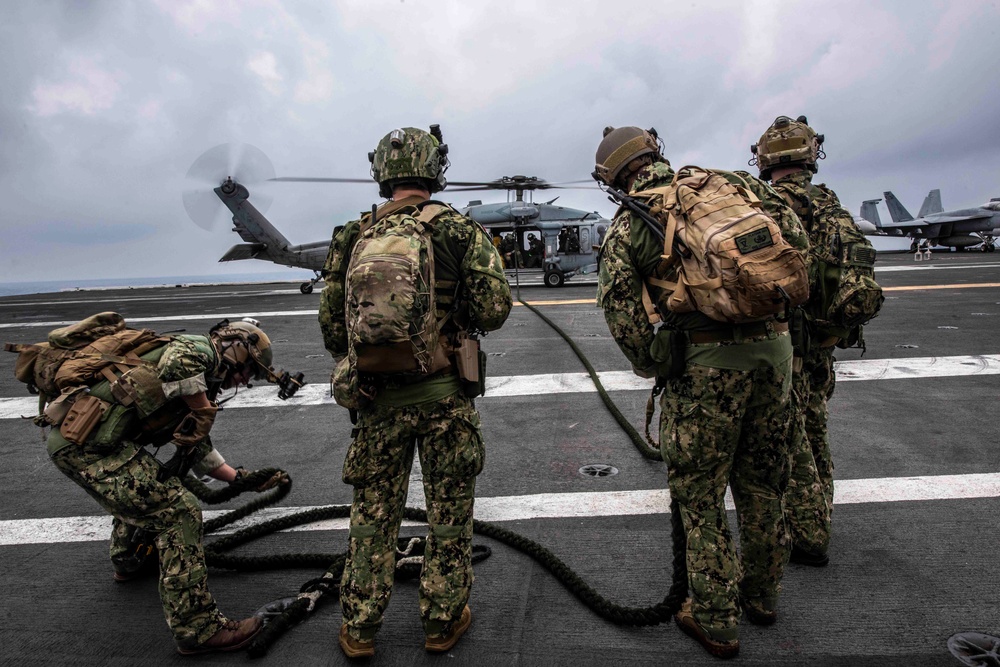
top-left (455, 334), bottom-right (486, 398)
top-left (790, 308), bottom-right (810, 358)
top-left (59, 394), bottom-right (111, 445)
top-left (43, 386), bottom-right (89, 426)
top-left (649, 328), bottom-right (687, 381)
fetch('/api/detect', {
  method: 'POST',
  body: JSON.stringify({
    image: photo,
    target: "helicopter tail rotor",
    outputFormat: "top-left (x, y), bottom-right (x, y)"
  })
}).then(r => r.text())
top-left (182, 143), bottom-right (276, 231)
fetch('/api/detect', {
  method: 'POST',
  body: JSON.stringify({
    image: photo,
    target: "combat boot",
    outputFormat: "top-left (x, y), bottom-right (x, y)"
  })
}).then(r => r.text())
top-left (741, 596), bottom-right (778, 626)
top-left (339, 625), bottom-right (375, 659)
top-left (790, 545), bottom-right (830, 567)
top-left (424, 605), bottom-right (472, 653)
top-left (674, 599), bottom-right (739, 660)
top-left (175, 617), bottom-right (263, 655)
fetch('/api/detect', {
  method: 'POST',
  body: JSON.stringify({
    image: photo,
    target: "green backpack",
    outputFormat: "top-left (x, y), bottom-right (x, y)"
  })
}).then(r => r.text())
top-left (805, 186), bottom-right (884, 340)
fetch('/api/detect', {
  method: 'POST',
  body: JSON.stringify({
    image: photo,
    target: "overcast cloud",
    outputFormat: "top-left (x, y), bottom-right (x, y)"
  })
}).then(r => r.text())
top-left (1, 0), bottom-right (998, 284)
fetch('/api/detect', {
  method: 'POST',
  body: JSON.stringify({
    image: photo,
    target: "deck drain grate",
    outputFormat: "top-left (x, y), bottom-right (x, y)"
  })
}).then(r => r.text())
top-left (948, 632), bottom-right (1000, 666)
top-left (579, 464), bottom-right (619, 477)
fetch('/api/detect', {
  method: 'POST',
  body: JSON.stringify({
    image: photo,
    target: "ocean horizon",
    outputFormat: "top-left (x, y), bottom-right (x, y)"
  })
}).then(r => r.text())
top-left (0, 270), bottom-right (313, 298)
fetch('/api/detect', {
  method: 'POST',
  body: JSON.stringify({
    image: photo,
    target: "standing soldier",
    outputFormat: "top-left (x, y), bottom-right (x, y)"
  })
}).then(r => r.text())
top-left (751, 115), bottom-right (882, 567)
top-left (594, 126), bottom-right (810, 659)
top-left (319, 126), bottom-right (511, 658)
top-left (32, 316), bottom-right (283, 654)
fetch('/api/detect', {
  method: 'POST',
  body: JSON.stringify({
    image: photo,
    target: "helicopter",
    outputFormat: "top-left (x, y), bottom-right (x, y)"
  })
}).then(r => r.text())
top-left (182, 144), bottom-right (610, 293)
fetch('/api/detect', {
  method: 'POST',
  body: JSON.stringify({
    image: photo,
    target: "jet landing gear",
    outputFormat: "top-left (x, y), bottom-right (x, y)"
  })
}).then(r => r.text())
top-left (913, 240), bottom-right (931, 261)
top-left (980, 237), bottom-right (996, 253)
top-left (300, 272), bottom-right (322, 294)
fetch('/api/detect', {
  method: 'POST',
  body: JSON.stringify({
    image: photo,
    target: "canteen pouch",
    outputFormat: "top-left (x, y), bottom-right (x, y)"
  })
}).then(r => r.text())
top-left (455, 335), bottom-right (486, 398)
top-left (59, 394), bottom-right (111, 445)
top-left (650, 328), bottom-right (687, 381)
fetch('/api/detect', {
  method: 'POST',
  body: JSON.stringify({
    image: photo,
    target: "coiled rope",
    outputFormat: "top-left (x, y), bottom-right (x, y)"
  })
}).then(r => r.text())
top-left (182, 292), bottom-right (688, 656)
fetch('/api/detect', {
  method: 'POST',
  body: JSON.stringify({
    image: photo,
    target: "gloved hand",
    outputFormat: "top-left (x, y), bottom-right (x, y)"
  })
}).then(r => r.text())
top-left (233, 467), bottom-right (290, 492)
top-left (172, 405), bottom-right (218, 447)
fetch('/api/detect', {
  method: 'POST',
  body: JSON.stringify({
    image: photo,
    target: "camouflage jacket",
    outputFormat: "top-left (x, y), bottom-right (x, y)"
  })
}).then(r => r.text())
top-left (319, 197), bottom-right (512, 359)
top-left (597, 161), bottom-right (809, 372)
top-left (771, 171), bottom-right (854, 239)
top-left (157, 335), bottom-right (219, 398)
top-left (772, 170), bottom-right (872, 335)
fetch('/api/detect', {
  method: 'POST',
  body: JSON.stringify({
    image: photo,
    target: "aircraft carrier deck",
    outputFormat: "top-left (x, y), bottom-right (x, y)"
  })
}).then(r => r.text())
top-left (1, 250), bottom-right (998, 666)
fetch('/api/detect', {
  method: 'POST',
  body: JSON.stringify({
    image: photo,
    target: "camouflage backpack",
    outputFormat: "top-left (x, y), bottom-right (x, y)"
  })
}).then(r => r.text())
top-left (635, 166), bottom-right (810, 323)
top-left (343, 202), bottom-right (453, 377)
top-left (801, 185), bottom-right (884, 339)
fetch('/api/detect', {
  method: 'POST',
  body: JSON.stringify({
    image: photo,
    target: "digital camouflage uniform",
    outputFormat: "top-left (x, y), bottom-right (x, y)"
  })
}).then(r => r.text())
top-left (320, 198), bottom-right (511, 640)
top-left (48, 335), bottom-right (229, 649)
top-left (598, 161), bottom-right (810, 641)
top-left (771, 170), bottom-right (855, 556)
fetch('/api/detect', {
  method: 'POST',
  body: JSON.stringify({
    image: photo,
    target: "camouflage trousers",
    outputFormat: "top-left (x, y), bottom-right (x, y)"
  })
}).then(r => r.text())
top-left (659, 360), bottom-right (792, 640)
top-left (785, 346), bottom-right (836, 555)
top-left (340, 393), bottom-right (484, 640)
top-left (50, 441), bottom-right (224, 648)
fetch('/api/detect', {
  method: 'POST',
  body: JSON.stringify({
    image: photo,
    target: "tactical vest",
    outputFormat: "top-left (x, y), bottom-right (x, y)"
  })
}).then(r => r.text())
top-left (632, 166), bottom-right (809, 324)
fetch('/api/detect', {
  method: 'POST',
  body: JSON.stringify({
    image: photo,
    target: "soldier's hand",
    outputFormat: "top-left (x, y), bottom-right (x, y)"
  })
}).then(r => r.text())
top-left (233, 467), bottom-right (290, 492)
top-left (632, 364), bottom-right (656, 379)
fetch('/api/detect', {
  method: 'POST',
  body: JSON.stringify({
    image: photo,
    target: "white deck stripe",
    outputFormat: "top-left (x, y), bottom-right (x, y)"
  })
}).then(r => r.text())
top-left (1, 472), bottom-right (998, 546)
top-left (1, 354), bottom-right (998, 420)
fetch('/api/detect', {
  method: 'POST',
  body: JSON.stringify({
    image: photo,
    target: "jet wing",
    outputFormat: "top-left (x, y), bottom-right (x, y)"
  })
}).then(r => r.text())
top-left (219, 243), bottom-right (267, 262)
top-left (922, 213), bottom-right (991, 224)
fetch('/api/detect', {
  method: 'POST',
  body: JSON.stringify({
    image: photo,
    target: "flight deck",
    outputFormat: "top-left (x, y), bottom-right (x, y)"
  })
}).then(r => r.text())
top-left (1, 250), bottom-right (998, 666)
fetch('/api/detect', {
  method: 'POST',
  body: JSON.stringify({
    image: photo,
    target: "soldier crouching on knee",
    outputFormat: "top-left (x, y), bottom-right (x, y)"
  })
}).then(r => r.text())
top-left (319, 126), bottom-right (512, 658)
top-left (41, 317), bottom-right (287, 655)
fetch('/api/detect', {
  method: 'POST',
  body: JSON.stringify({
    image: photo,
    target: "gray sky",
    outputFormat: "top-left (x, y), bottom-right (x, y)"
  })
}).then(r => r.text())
top-left (2, 0), bottom-right (998, 284)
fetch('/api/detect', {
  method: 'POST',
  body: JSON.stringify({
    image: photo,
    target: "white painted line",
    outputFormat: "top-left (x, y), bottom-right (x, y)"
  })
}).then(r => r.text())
top-left (877, 262), bottom-right (1000, 273)
top-left (2, 472), bottom-right (998, 546)
top-left (3, 354), bottom-right (1000, 420)
top-left (0, 289), bottom-right (305, 308)
top-left (0, 310), bottom-right (320, 329)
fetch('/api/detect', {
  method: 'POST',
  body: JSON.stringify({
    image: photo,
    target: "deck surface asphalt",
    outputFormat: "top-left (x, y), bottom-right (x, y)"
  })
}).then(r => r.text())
top-left (0, 250), bottom-right (998, 666)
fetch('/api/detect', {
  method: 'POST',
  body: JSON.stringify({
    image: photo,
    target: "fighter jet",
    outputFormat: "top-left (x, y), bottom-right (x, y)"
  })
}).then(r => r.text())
top-left (868, 189), bottom-right (1000, 252)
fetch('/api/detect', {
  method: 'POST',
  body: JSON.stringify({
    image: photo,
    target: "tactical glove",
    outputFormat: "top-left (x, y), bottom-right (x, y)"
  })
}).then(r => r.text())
top-left (233, 467), bottom-right (290, 492)
top-left (173, 405), bottom-right (219, 448)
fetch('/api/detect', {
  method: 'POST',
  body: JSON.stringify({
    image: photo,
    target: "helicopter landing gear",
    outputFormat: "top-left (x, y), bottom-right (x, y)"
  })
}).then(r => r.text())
top-left (300, 272), bottom-right (322, 294)
top-left (544, 270), bottom-right (565, 288)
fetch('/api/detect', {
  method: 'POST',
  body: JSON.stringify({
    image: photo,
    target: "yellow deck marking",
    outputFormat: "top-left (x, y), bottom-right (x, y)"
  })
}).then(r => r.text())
top-left (883, 282), bottom-right (1000, 292)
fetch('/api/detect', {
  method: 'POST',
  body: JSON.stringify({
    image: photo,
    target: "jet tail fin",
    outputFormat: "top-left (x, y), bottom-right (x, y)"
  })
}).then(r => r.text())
top-left (917, 189), bottom-right (942, 217)
top-left (861, 199), bottom-right (883, 229)
top-left (883, 191), bottom-right (913, 222)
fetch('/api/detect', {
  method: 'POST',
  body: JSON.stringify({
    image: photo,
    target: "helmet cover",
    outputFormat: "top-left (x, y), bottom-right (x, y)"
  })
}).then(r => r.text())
top-left (751, 115), bottom-right (825, 180)
top-left (369, 127), bottom-right (449, 198)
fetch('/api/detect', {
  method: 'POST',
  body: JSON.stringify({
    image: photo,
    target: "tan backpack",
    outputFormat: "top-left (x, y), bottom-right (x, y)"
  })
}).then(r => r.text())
top-left (5, 312), bottom-right (166, 399)
top-left (635, 166), bottom-right (809, 323)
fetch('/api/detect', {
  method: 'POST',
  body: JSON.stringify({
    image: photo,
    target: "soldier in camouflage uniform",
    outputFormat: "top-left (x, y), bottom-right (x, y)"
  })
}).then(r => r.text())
top-left (319, 126), bottom-right (511, 658)
top-left (47, 320), bottom-right (281, 654)
top-left (594, 127), bottom-right (810, 659)
top-left (752, 115), bottom-right (865, 566)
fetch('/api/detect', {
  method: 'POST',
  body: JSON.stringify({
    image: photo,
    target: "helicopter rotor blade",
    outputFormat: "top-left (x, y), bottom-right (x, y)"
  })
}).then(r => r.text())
top-left (269, 176), bottom-right (373, 184)
top-left (182, 143), bottom-right (276, 231)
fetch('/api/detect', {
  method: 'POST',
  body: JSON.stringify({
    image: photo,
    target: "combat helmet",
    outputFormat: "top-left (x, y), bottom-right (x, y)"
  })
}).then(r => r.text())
top-left (593, 126), bottom-right (662, 188)
top-left (209, 318), bottom-right (273, 380)
top-left (751, 115), bottom-right (826, 180)
top-left (369, 126), bottom-right (450, 199)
